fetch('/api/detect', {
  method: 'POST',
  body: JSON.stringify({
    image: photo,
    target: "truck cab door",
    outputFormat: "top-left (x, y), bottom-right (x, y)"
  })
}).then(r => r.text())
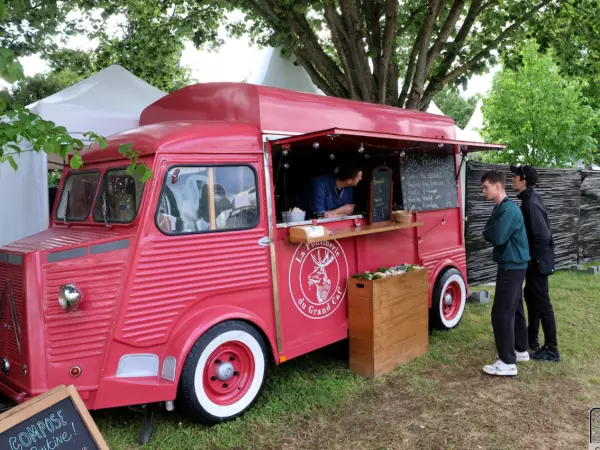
top-left (114, 154), bottom-right (275, 350)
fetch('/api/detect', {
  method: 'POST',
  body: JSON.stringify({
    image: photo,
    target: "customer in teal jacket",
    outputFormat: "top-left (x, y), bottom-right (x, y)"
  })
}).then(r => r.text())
top-left (480, 169), bottom-right (530, 377)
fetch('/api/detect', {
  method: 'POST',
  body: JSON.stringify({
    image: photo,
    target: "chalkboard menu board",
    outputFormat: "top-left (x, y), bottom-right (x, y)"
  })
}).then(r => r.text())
top-left (370, 166), bottom-right (393, 223)
top-left (0, 385), bottom-right (108, 450)
top-left (400, 150), bottom-right (458, 212)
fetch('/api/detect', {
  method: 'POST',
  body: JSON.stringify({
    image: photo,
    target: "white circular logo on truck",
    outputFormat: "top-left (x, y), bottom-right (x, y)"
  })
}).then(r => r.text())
top-left (288, 240), bottom-right (348, 319)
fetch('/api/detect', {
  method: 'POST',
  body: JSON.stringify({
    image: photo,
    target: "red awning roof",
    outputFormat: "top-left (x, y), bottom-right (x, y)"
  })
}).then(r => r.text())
top-left (269, 127), bottom-right (505, 154)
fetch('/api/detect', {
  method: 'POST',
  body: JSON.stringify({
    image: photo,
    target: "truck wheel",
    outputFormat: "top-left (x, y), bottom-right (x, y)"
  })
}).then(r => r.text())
top-left (178, 320), bottom-right (269, 425)
top-left (430, 268), bottom-right (466, 330)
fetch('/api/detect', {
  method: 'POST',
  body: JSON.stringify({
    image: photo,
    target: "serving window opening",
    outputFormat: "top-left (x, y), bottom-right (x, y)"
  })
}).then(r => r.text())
top-left (270, 131), bottom-right (461, 227)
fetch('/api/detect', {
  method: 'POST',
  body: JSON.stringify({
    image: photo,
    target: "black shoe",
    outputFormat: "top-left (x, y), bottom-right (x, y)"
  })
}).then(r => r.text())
top-left (529, 342), bottom-right (541, 352)
top-left (531, 346), bottom-right (560, 363)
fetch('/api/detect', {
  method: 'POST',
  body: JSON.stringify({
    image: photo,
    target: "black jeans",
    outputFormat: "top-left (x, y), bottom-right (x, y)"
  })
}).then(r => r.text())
top-left (492, 268), bottom-right (528, 364)
top-left (524, 265), bottom-right (558, 351)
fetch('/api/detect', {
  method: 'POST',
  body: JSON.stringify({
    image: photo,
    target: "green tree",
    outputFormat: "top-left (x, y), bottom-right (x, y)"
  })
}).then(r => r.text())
top-left (0, 0), bottom-right (180, 180)
top-left (519, 0), bottom-right (600, 164)
top-left (60, 0), bottom-right (554, 110)
top-left (433, 86), bottom-right (477, 129)
top-left (515, 1), bottom-right (600, 107)
top-left (48, 170), bottom-right (61, 187)
top-left (5, 28), bottom-right (195, 110)
top-left (6, 69), bottom-right (84, 107)
top-left (481, 40), bottom-right (599, 167)
top-left (0, 0), bottom-right (593, 173)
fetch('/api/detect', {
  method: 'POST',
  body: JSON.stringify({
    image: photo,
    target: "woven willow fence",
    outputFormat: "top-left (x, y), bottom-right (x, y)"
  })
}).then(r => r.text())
top-left (465, 161), bottom-right (599, 285)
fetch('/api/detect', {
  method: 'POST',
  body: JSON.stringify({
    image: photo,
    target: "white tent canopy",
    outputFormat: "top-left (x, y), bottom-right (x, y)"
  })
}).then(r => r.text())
top-left (462, 99), bottom-right (484, 143)
top-left (248, 47), bottom-right (325, 95)
top-left (425, 101), bottom-right (472, 140)
top-left (0, 64), bottom-right (166, 247)
top-left (35, 64), bottom-right (167, 167)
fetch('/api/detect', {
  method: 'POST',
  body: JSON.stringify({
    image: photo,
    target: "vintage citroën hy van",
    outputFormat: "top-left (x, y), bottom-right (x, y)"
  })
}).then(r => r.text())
top-left (0, 83), bottom-right (503, 430)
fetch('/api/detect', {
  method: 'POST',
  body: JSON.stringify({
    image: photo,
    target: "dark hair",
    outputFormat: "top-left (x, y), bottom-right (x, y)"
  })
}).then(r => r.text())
top-left (336, 160), bottom-right (362, 181)
top-left (481, 170), bottom-right (505, 187)
top-left (510, 164), bottom-right (539, 187)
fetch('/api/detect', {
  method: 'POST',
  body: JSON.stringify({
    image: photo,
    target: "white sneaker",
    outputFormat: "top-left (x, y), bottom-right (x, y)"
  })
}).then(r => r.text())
top-left (515, 350), bottom-right (530, 362)
top-left (482, 359), bottom-right (518, 376)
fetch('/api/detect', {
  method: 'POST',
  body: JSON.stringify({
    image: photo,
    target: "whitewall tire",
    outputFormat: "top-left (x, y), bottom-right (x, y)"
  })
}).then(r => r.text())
top-left (431, 268), bottom-right (467, 330)
top-left (177, 320), bottom-right (269, 424)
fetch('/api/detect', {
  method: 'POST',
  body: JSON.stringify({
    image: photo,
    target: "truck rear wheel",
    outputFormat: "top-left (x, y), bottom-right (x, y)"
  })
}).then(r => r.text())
top-left (430, 268), bottom-right (466, 330)
top-left (177, 320), bottom-right (269, 424)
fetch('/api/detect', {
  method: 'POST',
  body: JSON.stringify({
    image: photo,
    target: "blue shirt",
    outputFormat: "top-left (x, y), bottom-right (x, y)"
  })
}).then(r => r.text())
top-left (299, 174), bottom-right (354, 218)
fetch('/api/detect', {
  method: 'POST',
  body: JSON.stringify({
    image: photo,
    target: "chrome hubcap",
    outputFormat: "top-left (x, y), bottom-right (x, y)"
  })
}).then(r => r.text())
top-left (444, 293), bottom-right (453, 306)
top-left (216, 361), bottom-right (234, 381)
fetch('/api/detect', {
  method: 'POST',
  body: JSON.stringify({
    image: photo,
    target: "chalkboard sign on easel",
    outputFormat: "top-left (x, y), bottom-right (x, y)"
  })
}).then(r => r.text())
top-left (0, 385), bottom-right (109, 450)
top-left (400, 149), bottom-right (458, 212)
top-left (370, 166), bottom-right (393, 223)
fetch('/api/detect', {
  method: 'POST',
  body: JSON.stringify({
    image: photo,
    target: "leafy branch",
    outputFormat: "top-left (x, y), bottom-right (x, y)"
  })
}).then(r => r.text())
top-left (0, 0), bottom-right (151, 182)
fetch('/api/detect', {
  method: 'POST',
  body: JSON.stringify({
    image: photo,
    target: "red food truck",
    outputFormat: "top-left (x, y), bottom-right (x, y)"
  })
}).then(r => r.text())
top-left (0, 83), bottom-right (503, 429)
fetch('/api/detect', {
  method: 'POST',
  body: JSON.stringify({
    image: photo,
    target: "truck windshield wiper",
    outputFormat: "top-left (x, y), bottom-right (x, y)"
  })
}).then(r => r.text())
top-left (101, 190), bottom-right (110, 229)
top-left (64, 191), bottom-right (71, 225)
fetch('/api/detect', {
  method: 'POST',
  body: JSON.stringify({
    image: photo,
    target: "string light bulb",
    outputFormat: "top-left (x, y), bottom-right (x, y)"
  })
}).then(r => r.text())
top-left (358, 143), bottom-right (365, 153)
top-left (313, 142), bottom-right (320, 149)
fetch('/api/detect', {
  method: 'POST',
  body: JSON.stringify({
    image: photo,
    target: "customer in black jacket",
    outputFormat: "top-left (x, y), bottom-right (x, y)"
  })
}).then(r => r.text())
top-left (510, 165), bottom-right (560, 362)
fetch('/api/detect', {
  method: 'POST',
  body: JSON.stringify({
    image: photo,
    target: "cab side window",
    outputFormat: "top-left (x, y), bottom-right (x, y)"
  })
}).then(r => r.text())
top-left (156, 166), bottom-right (259, 234)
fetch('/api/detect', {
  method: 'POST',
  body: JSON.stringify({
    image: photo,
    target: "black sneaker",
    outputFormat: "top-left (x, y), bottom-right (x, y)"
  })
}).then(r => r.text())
top-left (531, 346), bottom-right (560, 362)
top-left (529, 342), bottom-right (541, 352)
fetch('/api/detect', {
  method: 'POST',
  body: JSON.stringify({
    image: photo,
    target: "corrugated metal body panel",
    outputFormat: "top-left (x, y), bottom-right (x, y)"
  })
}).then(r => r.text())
top-left (43, 254), bottom-right (127, 363)
top-left (0, 262), bottom-right (27, 361)
top-left (120, 229), bottom-right (271, 345)
top-left (1, 228), bottom-right (124, 253)
top-left (0, 256), bottom-right (30, 390)
top-left (420, 247), bottom-right (467, 277)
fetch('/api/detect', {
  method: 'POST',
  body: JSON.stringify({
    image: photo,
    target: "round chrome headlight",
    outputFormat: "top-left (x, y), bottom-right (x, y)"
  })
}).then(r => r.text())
top-left (1, 357), bottom-right (10, 375)
top-left (58, 284), bottom-right (82, 311)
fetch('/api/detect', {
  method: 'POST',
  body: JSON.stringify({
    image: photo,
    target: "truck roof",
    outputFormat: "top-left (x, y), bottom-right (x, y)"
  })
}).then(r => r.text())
top-left (140, 83), bottom-right (457, 140)
top-left (82, 83), bottom-right (458, 164)
top-left (81, 120), bottom-right (262, 163)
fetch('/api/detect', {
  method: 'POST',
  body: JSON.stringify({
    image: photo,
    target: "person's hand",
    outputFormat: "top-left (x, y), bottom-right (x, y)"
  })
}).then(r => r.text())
top-left (339, 204), bottom-right (355, 216)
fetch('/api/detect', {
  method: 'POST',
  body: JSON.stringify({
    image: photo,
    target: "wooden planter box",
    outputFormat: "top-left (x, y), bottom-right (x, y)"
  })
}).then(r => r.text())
top-left (348, 268), bottom-right (429, 378)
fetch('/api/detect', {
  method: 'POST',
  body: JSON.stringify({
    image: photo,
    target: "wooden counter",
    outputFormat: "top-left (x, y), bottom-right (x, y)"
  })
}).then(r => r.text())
top-left (287, 221), bottom-right (423, 244)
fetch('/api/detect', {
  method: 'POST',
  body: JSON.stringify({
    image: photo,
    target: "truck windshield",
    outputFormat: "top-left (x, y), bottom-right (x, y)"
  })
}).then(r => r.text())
top-left (56, 171), bottom-right (101, 222)
top-left (92, 168), bottom-right (144, 224)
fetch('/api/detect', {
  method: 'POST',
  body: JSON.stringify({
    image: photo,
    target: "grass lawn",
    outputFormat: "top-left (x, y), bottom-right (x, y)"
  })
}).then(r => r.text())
top-left (95, 270), bottom-right (600, 449)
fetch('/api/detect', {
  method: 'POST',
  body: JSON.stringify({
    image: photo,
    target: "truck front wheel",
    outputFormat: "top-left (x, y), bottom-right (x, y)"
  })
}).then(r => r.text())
top-left (177, 320), bottom-right (269, 424)
top-left (430, 268), bottom-right (467, 330)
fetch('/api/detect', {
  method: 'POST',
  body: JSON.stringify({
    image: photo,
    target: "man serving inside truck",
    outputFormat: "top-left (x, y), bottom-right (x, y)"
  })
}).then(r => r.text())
top-left (299, 160), bottom-right (363, 219)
